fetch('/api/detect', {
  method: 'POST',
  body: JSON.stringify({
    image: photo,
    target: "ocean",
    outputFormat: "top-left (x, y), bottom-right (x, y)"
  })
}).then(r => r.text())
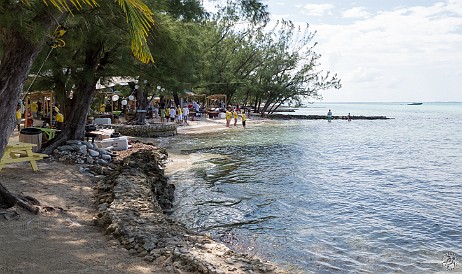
top-left (162, 102), bottom-right (462, 273)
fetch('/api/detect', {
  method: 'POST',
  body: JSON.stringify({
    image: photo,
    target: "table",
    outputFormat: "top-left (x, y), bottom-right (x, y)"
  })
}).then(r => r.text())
top-left (33, 127), bottom-right (60, 141)
top-left (35, 127), bottom-right (59, 140)
top-left (0, 141), bottom-right (48, 172)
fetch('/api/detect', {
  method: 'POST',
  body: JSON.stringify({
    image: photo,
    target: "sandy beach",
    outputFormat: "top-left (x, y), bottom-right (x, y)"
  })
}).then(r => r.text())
top-left (0, 117), bottom-right (289, 274)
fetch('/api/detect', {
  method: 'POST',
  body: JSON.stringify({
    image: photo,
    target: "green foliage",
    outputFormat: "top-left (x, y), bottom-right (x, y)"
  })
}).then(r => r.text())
top-left (15, 0), bottom-right (340, 114)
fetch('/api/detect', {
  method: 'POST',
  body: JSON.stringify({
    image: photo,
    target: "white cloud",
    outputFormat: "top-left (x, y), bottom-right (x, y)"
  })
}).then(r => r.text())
top-left (308, 1), bottom-right (462, 101)
top-left (301, 4), bottom-right (334, 17)
top-left (342, 7), bottom-right (370, 19)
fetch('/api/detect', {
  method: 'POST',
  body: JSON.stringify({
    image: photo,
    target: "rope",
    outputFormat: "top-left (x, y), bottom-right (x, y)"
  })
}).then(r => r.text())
top-left (22, 47), bottom-right (55, 100)
top-left (22, 14), bottom-right (70, 101)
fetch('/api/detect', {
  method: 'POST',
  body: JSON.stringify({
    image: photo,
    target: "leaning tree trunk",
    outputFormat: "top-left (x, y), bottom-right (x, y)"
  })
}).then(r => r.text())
top-left (42, 44), bottom-right (106, 154)
top-left (0, 29), bottom-right (42, 160)
top-left (0, 29), bottom-right (44, 212)
top-left (0, 6), bottom-right (63, 212)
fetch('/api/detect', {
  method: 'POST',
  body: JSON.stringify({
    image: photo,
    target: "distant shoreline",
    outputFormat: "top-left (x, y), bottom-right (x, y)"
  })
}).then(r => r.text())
top-left (266, 113), bottom-right (392, 120)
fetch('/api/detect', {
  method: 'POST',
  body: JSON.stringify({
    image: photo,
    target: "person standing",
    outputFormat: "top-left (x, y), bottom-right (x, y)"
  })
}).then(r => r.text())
top-left (194, 102), bottom-right (201, 120)
top-left (225, 109), bottom-right (232, 127)
top-left (55, 111), bottom-right (64, 130)
top-left (153, 102), bottom-right (159, 119)
top-left (169, 106), bottom-right (176, 123)
top-left (241, 112), bottom-right (247, 128)
top-left (182, 104), bottom-right (189, 125)
top-left (327, 109), bottom-right (333, 122)
top-left (165, 105), bottom-right (170, 122)
top-left (15, 105), bottom-right (22, 131)
top-left (233, 108), bottom-right (238, 126)
top-left (347, 113), bottom-right (351, 121)
top-left (31, 101), bottom-right (38, 118)
top-left (176, 105), bottom-right (183, 124)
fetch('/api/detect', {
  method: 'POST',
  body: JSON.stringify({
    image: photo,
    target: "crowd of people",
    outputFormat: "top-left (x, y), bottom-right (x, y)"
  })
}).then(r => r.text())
top-left (148, 100), bottom-right (250, 129)
top-left (225, 107), bottom-right (247, 128)
top-left (147, 100), bottom-right (203, 125)
top-left (14, 99), bottom-right (65, 131)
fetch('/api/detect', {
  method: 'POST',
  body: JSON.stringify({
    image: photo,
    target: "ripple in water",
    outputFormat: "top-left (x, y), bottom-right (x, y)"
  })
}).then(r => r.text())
top-left (167, 103), bottom-right (462, 273)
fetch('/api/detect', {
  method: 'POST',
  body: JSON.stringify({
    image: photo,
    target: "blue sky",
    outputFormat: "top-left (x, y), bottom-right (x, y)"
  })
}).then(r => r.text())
top-left (205, 0), bottom-right (462, 102)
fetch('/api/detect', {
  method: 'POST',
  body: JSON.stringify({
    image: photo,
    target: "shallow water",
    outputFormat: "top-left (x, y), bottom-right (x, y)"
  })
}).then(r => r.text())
top-left (164, 103), bottom-right (462, 273)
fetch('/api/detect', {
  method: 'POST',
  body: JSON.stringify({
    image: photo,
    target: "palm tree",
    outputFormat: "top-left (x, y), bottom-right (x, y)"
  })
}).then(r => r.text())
top-left (0, 0), bottom-right (154, 212)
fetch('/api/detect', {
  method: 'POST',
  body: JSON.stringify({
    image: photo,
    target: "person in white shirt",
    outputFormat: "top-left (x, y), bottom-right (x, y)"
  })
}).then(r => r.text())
top-left (182, 105), bottom-right (189, 125)
top-left (169, 107), bottom-right (176, 123)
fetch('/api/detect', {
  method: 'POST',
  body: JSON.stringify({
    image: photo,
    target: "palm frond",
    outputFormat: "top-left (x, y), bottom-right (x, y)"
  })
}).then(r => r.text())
top-left (117, 0), bottom-right (154, 63)
top-left (21, 0), bottom-right (154, 63)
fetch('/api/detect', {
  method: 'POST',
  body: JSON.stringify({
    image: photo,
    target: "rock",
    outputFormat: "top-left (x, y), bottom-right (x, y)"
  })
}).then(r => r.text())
top-left (138, 250), bottom-right (148, 257)
top-left (98, 148), bottom-right (109, 155)
top-left (101, 154), bottom-right (112, 161)
top-left (76, 144), bottom-right (88, 153)
top-left (88, 149), bottom-right (100, 157)
top-left (96, 159), bottom-right (108, 165)
top-left (66, 140), bottom-right (82, 145)
top-left (82, 141), bottom-right (94, 149)
top-left (57, 145), bottom-right (74, 152)
top-left (144, 255), bottom-right (155, 262)
top-left (98, 203), bottom-right (108, 211)
top-left (91, 143), bottom-right (287, 274)
top-left (143, 241), bottom-right (157, 251)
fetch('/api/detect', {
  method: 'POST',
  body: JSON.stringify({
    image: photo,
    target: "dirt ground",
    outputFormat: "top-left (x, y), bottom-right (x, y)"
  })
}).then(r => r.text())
top-left (0, 117), bottom-right (271, 274)
top-left (0, 159), bottom-right (166, 273)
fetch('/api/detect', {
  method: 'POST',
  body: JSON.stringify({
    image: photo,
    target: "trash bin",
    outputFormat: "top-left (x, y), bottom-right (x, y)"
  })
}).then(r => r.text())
top-left (19, 128), bottom-right (43, 152)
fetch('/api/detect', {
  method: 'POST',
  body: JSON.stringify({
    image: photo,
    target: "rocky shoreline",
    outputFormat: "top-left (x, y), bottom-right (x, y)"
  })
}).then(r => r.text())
top-left (267, 113), bottom-right (392, 120)
top-left (83, 141), bottom-right (288, 274)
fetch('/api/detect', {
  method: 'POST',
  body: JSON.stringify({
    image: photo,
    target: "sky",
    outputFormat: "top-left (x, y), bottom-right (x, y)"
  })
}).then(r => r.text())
top-left (205, 0), bottom-right (462, 102)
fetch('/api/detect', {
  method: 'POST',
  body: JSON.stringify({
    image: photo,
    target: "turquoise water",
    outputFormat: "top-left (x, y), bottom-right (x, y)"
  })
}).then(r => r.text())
top-left (165, 103), bottom-right (462, 273)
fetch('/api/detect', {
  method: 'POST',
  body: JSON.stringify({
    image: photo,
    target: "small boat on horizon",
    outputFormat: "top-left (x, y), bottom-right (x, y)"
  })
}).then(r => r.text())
top-left (408, 102), bottom-right (423, 105)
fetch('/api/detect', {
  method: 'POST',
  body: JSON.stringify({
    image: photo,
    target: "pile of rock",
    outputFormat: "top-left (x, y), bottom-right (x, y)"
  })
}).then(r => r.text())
top-left (52, 140), bottom-right (115, 165)
top-left (93, 144), bottom-right (286, 274)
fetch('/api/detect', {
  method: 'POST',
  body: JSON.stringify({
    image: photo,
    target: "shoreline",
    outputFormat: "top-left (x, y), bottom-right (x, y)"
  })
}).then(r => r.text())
top-left (1, 121), bottom-right (290, 274)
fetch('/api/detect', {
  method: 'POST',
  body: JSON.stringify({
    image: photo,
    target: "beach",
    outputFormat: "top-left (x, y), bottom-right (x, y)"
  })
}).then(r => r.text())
top-left (0, 117), bottom-right (288, 274)
top-left (3, 102), bottom-right (461, 273)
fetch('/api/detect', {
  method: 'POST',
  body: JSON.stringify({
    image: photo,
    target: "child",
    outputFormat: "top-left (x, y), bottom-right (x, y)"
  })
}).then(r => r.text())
top-left (225, 109), bottom-right (232, 127)
top-left (241, 112), bottom-right (247, 128)
top-left (182, 104), bottom-right (189, 125)
top-left (15, 105), bottom-right (22, 131)
top-left (165, 106), bottom-right (170, 122)
top-left (233, 109), bottom-right (238, 126)
top-left (176, 105), bottom-right (183, 124)
top-left (169, 106), bottom-right (176, 123)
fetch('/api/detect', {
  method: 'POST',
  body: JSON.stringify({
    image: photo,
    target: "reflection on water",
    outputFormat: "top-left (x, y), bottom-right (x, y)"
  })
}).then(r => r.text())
top-left (165, 103), bottom-right (462, 273)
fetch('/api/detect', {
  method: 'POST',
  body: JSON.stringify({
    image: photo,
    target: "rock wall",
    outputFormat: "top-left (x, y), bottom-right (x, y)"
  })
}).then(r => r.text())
top-left (112, 124), bottom-right (177, 138)
top-left (93, 144), bottom-right (288, 274)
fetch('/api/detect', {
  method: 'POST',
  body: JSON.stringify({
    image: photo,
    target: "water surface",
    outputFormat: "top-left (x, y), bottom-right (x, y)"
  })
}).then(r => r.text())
top-left (164, 103), bottom-right (462, 273)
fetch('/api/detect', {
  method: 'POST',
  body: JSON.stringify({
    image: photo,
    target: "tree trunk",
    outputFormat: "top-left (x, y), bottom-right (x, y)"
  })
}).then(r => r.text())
top-left (0, 183), bottom-right (40, 214)
top-left (0, 7), bottom-right (63, 211)
top-left (134, 87), bottom-right (148, 125)
top-left (0, 29), bottom-right (42, 160)
top-left (42, 44), bottom-right (106, 154)
top-left (253, 96), bottom-right (259, 113)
